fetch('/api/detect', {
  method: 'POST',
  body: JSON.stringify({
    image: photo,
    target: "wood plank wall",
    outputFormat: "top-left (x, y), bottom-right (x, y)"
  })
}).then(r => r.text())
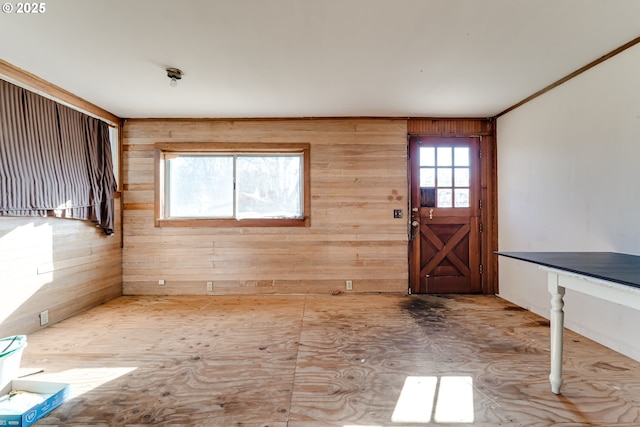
top-left (0, 203), bottom-right (122, 337)
top-left (122, 118), bottom-right (409, 295)
top-left (407, 118), bottom-right (498, 294)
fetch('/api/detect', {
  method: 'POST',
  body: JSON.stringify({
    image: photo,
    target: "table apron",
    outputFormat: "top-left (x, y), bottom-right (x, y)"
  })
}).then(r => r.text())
top-left (542, 267), bottom-right (640, 310)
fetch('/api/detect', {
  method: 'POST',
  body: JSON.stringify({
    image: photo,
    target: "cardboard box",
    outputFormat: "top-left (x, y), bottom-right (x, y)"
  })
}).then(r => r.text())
top-left (0, 380), bottom-right (70, 427)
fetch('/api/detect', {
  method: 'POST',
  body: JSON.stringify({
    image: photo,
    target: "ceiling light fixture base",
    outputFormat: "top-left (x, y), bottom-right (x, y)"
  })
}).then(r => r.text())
top-left (166, 68), bottom-right (183, 87)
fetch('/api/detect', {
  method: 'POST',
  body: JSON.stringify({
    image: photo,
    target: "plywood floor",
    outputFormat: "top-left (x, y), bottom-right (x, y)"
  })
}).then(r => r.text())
top-left (16, 294), bottom-right (640, 426)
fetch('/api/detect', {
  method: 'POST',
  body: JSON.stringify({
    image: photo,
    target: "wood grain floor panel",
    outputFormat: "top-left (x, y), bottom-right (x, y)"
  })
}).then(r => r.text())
top-left (14, 294), bottom-right (640, 426)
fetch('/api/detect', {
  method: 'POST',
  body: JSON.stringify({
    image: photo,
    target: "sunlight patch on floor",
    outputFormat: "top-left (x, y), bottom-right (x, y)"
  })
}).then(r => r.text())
top-left (391, 375), bottom-right (474, 424)
top-left (24, 367), bottom-right (137, 399)
top-left (434, 376), bottom-right (474, 423)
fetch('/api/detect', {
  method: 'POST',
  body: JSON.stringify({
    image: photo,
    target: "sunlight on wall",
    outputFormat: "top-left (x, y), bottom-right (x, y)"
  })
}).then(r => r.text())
top-left (0, 222), bottom-right (53, 324)
top-left (391, 375), bottom-right (474, 424)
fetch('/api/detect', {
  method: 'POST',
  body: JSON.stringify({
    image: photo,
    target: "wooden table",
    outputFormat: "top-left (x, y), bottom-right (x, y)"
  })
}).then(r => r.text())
top-left (496, 252), bottom-right (640, 394)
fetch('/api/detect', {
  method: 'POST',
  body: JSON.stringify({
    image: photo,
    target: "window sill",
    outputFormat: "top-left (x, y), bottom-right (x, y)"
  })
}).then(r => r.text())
top-left (155, 217), bottom-right (309, 228)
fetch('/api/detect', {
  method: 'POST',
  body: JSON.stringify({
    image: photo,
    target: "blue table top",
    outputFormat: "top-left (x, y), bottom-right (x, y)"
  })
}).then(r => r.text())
top-left (496, 252), bottom-right (640, 289)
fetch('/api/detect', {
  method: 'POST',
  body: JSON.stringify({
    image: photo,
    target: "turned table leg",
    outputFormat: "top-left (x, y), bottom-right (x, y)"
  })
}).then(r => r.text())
top-left (548, 272), bottom-right (566, 394)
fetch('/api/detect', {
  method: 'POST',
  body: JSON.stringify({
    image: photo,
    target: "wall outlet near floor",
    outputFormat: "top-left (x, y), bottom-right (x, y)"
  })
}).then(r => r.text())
top-left (40, 310), bottom-right (49, 326)
top-left (207, 281), bottom-right (213, 291)
top-left (158, 279), bottom-right (165, 285)
top-left (346, 280), bottom-right (353, 290)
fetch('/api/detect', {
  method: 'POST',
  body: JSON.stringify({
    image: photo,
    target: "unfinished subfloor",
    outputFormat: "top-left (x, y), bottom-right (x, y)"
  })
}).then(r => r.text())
top-left (17, 294), bottom-right (640, 426)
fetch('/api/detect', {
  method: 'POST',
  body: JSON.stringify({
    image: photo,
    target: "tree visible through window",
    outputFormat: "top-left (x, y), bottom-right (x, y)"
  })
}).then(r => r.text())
top-left (166, 154), bottom-right (302, 219)
top-left (236, 155), bottom-right (302, 219)
top-left (155, 143), bottom-right (310, 227)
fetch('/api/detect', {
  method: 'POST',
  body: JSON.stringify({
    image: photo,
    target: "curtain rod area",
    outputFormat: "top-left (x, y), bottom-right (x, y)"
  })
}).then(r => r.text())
top-left (0, 60), bottom-right (121, 127)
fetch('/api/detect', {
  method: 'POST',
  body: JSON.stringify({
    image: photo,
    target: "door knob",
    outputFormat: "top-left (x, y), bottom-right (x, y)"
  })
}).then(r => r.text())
top-left (412, 221), bottom-right (419, 227)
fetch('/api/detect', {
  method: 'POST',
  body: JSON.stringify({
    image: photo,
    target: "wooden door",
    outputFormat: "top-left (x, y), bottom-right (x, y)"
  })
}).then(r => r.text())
top-left (409, 137), bottom-right (481, 294)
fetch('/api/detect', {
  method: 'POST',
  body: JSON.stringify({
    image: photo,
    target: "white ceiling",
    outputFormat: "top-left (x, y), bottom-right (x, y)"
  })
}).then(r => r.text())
top-left (1, 0), bottom-right (639, 119)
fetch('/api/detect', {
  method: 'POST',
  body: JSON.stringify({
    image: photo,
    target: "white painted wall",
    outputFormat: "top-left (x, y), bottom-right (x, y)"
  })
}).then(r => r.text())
top-left (497, 43), bottom-right (640, 360)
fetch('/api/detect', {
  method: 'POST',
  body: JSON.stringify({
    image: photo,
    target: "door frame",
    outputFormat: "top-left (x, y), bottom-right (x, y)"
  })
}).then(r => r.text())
top-left (406, 119), bottom-right (498, 295)
top-left (409, 136), bottom-right (481, 294)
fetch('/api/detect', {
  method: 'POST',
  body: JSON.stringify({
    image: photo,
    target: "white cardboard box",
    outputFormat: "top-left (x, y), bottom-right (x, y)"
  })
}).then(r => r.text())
top-left (0, 379), bottom-right (70, 427)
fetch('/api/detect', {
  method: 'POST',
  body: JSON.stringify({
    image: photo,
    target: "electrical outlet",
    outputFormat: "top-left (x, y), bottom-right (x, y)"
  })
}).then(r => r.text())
top-left (158, 279), bottom-right (165, 285)
top-left (393, 209), bottom-right (403, 218)
top-left (40, 310), bottom-right (49, 326)
top-left (206, 281), bottom-right (213, 291)
top-left (346, 280), bottom-right (353, 290)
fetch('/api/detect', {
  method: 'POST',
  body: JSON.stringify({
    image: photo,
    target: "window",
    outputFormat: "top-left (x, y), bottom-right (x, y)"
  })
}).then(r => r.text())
top-left (155, 143), bottom-right (310, 227)
top-left (109, 126), bottom-right (119, 190)
top-left (419, 146), bottom-right (470, 208)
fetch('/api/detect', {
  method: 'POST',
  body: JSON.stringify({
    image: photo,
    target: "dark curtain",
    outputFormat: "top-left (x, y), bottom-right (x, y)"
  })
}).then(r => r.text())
top-left (0, 79), bottom-right (117, 235)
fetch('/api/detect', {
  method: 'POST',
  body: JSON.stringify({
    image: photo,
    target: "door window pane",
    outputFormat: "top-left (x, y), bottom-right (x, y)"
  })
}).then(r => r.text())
top-left (454, 189), bottom-right (470, 208)
top-left (420, 147), bottom-right (435, 166)
top-left (420, 188), bottom-right (436, 207)
top-left (454, 168), bottom-right (469, 187)
top-left (420, 168), bottom-right (435, 187)
top-left (437, 147), bottom-right (452, 166)
top-left (454, 147), bottom-right (470, 166)
top-left (437, 189), bottom-right (452, 207)
top-left (437, 168), bottom-right (452, 187)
